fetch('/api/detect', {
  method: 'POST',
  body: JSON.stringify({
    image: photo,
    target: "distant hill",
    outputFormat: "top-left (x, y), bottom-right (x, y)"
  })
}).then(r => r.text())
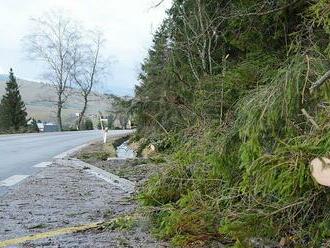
top-left (0, 75), bottom-right (113, 126)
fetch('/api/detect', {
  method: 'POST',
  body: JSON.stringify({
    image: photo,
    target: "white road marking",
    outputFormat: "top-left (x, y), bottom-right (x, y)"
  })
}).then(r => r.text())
top-left (33, 162), bottom-right (52, 168)
top-left (0, 175), bottom-right (29, 187)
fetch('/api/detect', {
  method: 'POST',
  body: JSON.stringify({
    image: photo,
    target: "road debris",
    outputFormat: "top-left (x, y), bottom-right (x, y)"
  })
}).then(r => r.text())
top-left (0, 156), bottom-right (167, 247)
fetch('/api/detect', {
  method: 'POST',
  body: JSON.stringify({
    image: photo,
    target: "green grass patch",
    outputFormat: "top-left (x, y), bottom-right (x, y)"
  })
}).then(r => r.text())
top-left (101, 216), bottom-right (136, 231)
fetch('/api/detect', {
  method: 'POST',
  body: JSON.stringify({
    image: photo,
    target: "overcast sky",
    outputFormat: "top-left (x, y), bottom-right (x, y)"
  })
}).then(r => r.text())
top-left (0, 0), bottom-right (171, 96)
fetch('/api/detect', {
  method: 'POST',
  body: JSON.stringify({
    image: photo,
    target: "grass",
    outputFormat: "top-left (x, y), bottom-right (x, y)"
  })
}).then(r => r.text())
top-left (77, 139), bottom-right (118, 162)
top-left (138, 56), bottom-right (330, 247)
top-left (77, 135), bottom-right (133, 163)
top-left (101, 216), bottom-right (136, 231)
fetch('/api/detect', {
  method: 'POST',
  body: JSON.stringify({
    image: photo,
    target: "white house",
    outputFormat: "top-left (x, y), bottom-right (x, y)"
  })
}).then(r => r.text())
top-left (37, 122), bottom-right (59, 132)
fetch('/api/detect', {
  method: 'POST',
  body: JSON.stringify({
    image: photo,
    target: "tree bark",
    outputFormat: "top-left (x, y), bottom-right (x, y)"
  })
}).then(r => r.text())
top-left (57, 104), bottom-right (63, 131)
top-left (78, 95), bottom-right (88, 130)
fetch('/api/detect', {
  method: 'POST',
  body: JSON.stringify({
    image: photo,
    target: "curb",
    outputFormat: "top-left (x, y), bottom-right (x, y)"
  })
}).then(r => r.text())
top-left (56, 158), bottom-right (135, 194)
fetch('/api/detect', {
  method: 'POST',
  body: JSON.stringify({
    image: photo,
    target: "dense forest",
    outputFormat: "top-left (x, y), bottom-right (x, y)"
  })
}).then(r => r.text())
top-left (133, 0), bottom-right (330, 247)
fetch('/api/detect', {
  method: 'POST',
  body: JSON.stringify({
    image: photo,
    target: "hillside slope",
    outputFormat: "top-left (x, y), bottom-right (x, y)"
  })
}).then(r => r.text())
top-left (134, 1), bottom-right (330, 247)
top-left (0, 76), bottom-right (112, 125)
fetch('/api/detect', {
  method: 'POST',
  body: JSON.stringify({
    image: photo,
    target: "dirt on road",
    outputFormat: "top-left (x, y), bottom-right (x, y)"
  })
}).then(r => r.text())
top-left (0, 156), bottom-right (168, 247)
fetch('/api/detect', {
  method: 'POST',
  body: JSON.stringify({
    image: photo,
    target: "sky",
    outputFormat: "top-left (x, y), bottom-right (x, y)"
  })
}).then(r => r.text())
top-left (0, 0), bottom-right (171, 96)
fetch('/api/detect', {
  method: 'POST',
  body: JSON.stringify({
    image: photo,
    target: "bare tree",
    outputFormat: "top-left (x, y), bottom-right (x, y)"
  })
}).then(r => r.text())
top-left (73, 31), bottom-right (107, 130)
top-left (176, 0), bottom-right (223, 79)
top-left (25, 11), bottom-right (80, 131)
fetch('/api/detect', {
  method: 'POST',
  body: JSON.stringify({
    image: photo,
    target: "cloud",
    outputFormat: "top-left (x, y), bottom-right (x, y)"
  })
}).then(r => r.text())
top-left (0, 0), bottom-right (172, 95)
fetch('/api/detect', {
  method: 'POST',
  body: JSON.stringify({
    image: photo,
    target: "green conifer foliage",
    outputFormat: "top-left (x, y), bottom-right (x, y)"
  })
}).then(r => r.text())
top-left (0, 69), bottom-right (28, 131)
top-left (135, 0), bottom-right (330, 246)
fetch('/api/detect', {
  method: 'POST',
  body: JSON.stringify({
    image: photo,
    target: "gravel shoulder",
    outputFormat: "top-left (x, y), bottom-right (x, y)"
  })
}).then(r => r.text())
top-left (0, 153), bottom-right (168, 247)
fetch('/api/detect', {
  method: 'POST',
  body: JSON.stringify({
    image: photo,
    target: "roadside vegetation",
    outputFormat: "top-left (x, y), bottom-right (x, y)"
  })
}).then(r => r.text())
top-left (77, 140), bottom-right (117, 163)
top-left (77, 135), bottom-right (130, 163)
top-left (132, 0), bottom-right (330, 247)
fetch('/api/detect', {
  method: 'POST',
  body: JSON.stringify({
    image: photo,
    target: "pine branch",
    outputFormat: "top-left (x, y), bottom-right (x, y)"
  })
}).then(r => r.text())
top-left (242, 0), bottom-right (301, 17)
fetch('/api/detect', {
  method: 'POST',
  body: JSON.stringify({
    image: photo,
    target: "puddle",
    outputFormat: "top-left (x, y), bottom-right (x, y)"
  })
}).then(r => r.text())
top-left (116, 141), bottom-right (136, 159)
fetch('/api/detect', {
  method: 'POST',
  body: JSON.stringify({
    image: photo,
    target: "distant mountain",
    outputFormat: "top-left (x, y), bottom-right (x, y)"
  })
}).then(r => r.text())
top-left (0, 75), bottom-right (114, 126)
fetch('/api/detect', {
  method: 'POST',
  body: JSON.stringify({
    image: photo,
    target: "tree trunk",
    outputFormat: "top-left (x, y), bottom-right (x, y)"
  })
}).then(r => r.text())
top-left (78, 95), bottom-right (88, 130)
top-left (57, 106), bottom-right (63, 131)
top-left (57, 95), bottom-right (63, 131)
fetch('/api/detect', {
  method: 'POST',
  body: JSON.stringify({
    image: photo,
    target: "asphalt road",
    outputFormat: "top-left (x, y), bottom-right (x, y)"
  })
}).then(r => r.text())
top-left (0, 130), bottom-right (132, 195)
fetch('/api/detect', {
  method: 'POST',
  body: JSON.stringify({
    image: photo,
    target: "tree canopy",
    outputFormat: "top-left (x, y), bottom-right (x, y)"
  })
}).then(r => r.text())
top-left (134, 0), bottom-right (330, 246)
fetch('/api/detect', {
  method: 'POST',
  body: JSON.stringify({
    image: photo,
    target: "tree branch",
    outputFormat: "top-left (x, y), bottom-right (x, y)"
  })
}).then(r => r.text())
top-left (301, 108), bottom-right (320, 130)
top-left (310, 69), bottom-right (330, 92)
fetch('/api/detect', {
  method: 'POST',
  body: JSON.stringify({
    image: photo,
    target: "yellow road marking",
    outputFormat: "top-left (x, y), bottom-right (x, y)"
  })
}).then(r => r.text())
top-left (0, 222), bottom-right (101, 247)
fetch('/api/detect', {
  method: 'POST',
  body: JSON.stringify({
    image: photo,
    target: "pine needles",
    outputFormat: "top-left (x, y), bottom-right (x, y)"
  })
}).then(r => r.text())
top-left (136, 0), bottom-right (330, 246)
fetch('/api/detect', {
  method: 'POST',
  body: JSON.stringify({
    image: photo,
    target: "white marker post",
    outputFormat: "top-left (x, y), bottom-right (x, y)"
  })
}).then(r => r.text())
top-left (103, 127), bottom-right (109, 144)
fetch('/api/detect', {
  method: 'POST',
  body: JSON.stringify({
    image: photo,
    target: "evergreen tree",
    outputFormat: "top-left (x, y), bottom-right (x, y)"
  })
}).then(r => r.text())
top-left (0, 69), bottom-right (28, 131)
top-left (133, 0), bottom-right (330, 246)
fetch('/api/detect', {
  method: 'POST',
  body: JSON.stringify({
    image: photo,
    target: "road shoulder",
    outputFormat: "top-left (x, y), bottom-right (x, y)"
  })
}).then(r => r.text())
top-left (0, 154), bottom-right (167, 247)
